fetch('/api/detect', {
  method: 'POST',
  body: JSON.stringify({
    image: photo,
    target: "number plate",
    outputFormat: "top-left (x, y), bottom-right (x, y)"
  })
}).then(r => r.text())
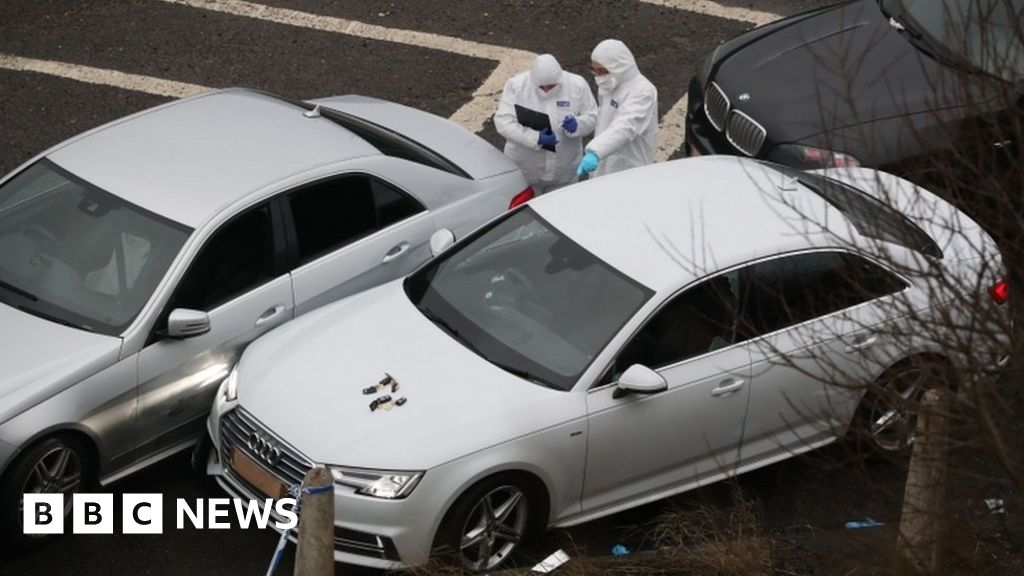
top-left (231, 447), bottom-right (285, 499)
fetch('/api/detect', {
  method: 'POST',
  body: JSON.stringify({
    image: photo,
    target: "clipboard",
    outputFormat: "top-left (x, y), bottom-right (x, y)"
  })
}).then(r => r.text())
top-left (514, 104), bottom-right (556, 152)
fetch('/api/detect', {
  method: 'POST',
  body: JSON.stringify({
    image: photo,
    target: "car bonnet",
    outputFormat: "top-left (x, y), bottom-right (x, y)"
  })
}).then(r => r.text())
top-left (233, 280), bottom-right (582, 471)
top-left (0, 303), bottom-right (122, 424)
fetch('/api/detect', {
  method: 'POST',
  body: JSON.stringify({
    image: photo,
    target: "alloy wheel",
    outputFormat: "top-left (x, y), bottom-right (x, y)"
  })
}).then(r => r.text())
top-left (459, 484), bottom-right (529, 571)
top-left (17, 443), bottom-right (82, 531)
top-left (868, 367), bottom-right (929, 452)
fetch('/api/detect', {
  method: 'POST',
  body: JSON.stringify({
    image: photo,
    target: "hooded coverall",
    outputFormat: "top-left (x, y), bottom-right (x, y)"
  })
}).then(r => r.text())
top-left (495, 54), bottom-right (598, 193)
top-left (587, 40), bottom-right (659, 177)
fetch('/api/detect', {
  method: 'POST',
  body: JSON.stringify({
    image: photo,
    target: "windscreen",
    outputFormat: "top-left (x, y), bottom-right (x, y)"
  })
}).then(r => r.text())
top-left (0, 160), bottom-right (191, 335)
top-left (405, 207), bottom-right (653, 390)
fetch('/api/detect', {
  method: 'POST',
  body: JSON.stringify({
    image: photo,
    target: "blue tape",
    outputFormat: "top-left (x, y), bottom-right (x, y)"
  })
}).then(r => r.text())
top-left (303, 484), bottom-right (334, 495)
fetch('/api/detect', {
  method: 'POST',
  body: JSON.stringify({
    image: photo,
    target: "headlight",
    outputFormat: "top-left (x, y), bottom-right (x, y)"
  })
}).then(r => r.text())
top-left (220, 367), bottom-right (239, 402)
top-left (768, 144), bottom-right (861, 169)
top-left (330, 467), bottom-right (423, 499)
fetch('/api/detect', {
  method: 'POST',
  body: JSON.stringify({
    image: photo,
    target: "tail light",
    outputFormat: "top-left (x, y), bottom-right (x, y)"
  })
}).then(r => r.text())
top-left (508, 186), bottom-right (535, 209)
top-left (989, 280), bottom-right (1009, 305)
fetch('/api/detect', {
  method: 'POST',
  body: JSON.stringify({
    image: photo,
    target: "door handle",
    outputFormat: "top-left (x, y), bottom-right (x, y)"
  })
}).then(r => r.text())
top-left (710, 378), bottom-right (745, 397)
top-left (844, 335), bottom-right (878, 353)
top-left (382, 242), bottom-right (410, 264)
top-left (255, 304), bottom-right (286, 327)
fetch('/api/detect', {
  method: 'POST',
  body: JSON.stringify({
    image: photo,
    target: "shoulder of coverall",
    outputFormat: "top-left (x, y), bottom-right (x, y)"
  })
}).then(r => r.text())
top-left (505, 70), bottom-right (534, 91)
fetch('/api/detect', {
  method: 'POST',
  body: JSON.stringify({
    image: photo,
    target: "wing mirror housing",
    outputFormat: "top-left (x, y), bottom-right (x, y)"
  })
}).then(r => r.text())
top-left (166, 308), bottom-right (211, 339)
top-left (613, 364), bottom-right (667, 399)
top-left (429, 228), bottom-right (456, 257)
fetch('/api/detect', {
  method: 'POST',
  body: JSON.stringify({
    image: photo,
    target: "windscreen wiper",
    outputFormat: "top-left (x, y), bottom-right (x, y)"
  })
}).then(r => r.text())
top-left (17, 305), bottom-right (93, 332)
top-left (419, 306), bottom-right (483, 356)
top-left (0, 279), bottom-right (38, 302)
top-left (490, 360), bottom-right (561, 391)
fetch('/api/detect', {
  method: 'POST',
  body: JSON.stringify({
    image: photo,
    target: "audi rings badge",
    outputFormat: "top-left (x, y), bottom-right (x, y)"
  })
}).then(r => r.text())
top-left (247, 432), bottom-right (282, 467)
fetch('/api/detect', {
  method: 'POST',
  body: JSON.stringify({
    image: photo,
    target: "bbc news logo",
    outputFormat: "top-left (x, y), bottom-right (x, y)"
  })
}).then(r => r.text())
top-left (23, 494), bottom-right (298, 534)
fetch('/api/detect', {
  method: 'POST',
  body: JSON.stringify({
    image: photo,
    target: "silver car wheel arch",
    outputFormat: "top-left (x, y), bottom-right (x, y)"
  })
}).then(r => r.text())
top-left (18, 443), bottom-right (83, 529)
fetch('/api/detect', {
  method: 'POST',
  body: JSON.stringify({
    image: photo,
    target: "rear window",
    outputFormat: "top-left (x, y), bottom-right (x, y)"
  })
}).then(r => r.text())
top-left (767, 163), bottom-right (943, 259)
top-left (307, 102), bottom-right (470, 179)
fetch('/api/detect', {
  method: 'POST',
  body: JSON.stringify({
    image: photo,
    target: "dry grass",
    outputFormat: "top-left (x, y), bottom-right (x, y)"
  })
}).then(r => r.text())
top-left (405, 483), bottom-right (773, 576)
top-left (646, 483), bottom-right (772, 576)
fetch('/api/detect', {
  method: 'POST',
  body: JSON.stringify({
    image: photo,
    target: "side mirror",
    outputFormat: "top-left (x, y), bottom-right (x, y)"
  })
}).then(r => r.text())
top-left (166, 308), bottom-right (211, 339)
top-left (612, 364), bottom-right (667, 399)
top-left (429, 228), bottom-right (456, 257)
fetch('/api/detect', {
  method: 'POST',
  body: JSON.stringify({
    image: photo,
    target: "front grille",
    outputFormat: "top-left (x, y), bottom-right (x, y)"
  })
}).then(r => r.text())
top-left (703, 81), bottom-right (730, 132)
top-left (335, 526), bottom-right (401, 561)
top-left (219, 409), bottom-right (401, 562)
top-left (221, 408), bottom-right (313, 490)
top-left (725, 110), bottom-right (767, 156)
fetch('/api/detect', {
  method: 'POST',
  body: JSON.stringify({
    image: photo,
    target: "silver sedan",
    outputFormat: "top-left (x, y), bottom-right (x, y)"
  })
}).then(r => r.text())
top-left (0, 88), bottom-right (530, 544)
top-left (208, 157), bottom-right (1006, 571)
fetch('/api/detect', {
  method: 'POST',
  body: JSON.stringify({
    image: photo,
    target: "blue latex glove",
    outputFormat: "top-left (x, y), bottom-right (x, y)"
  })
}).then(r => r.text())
top-left (576, 150), bottom-right (600, 175)
top-left (538, 127), bottom-right (558, 149)
top-left (561, 114), bottom-right (578, 134)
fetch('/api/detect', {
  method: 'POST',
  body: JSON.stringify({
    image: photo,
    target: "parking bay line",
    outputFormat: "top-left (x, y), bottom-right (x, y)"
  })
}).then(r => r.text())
top-left (637, 0), bottom-right (781, 26)
top-left (157, 0), bottom-right (537, 134)
top-left (2, 1), bottom-right (782, 158)
top-left (157, 0), bottom-right (781, 158)
top-left (0, 53), bottom-right (210, 98)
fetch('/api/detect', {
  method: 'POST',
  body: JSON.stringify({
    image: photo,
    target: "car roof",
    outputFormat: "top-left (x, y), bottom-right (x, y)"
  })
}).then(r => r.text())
top-left (531, 156), bottom-right (853, 293)
top-left (46, 89), bottom-right (380, 228)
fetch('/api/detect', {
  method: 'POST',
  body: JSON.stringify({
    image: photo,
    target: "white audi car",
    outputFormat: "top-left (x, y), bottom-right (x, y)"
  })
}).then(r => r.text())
top-left (207, 156), bottom-right (1005, 571)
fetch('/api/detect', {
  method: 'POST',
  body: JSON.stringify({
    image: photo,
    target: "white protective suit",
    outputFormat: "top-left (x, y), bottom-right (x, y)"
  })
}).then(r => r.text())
top-left (587, 40), bottom-right (659, 177)
top-left (495, 54), bottom-right (598, 193)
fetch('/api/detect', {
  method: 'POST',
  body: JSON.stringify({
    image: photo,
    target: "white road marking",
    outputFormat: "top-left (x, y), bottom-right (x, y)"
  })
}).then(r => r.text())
top-left (3, 0), bottom-right (786, 158)
top-left (0, 53), bottom-right (209, 98)
top-left (157, 0), bottom-right (536, 133)
top-left (637, 0), bottom-right (781, 26)
top-left (656, 94), bottom-right (689, 162)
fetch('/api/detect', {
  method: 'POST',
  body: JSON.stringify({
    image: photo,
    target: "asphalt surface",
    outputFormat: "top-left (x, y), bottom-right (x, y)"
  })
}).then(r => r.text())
top-left (0, 2), bottom-right (915, 575)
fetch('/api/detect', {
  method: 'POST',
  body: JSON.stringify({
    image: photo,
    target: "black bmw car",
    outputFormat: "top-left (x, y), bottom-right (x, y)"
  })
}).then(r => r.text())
top-left (685, 0), bottom-right (1022, 174)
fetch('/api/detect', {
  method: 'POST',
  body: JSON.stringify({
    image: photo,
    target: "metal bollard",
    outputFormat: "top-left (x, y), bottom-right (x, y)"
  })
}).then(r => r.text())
top-left (294, 467), bottom-right (336, 576)
top-left (898, 388), bottom-right (952, 574)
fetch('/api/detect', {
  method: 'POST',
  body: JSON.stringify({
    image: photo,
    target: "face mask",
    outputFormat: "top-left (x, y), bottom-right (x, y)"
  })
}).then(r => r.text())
top-left (536, 86), bottom-right (557, 99)
top-left (595, 75), bottom-right (617, 92)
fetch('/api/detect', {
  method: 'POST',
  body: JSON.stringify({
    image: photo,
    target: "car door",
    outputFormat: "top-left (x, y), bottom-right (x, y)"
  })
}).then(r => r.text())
top-left (738, 250), bottom-right (908, 462)
top-left (135, 201), bottom-right (294, 457)
top-left (284, 173), bottom-right (434, 316)
top-left (582, 271), bottom-right (753, 514)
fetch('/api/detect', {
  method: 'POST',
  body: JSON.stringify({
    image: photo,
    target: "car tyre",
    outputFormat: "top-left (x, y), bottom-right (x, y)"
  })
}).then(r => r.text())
top-left (0, 435), bottom-right (93, 548)
top-left (436, 475), bottom-right (539, 573)
top-left (850, 357), bottom-right (953, 455)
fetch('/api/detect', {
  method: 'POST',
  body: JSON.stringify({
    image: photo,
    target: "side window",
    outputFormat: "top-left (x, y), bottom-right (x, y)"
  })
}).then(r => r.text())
top-left (172, 204), bottom-right (276, 311)
top-left (288, 176), bottom-right (424, 265)
top-left (605, 272), bottom-right (740, 382)
top-left (739, 251), bottom-right (906, 339)
top-left (373, 179), bottom-right (424, 228)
